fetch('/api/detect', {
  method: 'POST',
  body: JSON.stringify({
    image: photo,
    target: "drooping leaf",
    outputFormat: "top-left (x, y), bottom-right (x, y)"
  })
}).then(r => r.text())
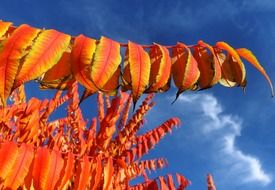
top-left (216, 41), bottom-right (246, 86)
top-left (13, 29), bottom-right (70, 89)
top-left (193, 47), bottom-right (215, 89)
top-left (124, 41), bottom-right (151, 105)
top-left (0, 24), bottom-right (40, 105)
top-left (236, 48), bottom-right (274, 96)
top-left (172, 43), bottom-right (200, 99)
top-left (195, 40), bottom-right (222, 89)
top-left (91, 36), bottom-right (121, 92)
top-left (218, 53), bottom-right (239, 87)
top-left (71, 34), bottom-right (98, 92)
top-left (147, 44), bottom-right (171, 92)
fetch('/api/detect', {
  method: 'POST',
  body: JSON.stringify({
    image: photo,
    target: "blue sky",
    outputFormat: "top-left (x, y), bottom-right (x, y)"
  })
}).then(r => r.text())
top-left (1, 0), bottom-right (275, 189)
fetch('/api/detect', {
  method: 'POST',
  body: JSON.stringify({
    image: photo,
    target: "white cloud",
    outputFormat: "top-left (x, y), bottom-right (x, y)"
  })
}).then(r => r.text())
top-left (223, 135), bottom-right (271, 185)
top-left (175, 93), bottom-right (272, 186)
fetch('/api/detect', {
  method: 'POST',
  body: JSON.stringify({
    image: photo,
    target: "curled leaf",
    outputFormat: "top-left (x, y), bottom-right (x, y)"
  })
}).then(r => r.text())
top-left (236, 48), bottom-right (274, 96)
top-left (216, 41), bottom-right (246, 86)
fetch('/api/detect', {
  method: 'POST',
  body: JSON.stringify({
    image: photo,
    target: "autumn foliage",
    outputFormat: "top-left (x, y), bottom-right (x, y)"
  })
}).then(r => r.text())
top-left (0, 19), bottom-right (272, 189)
top-left (0, 83), bottom-right (191, 189)
top-left (0, 20), bottom-right (273, 107)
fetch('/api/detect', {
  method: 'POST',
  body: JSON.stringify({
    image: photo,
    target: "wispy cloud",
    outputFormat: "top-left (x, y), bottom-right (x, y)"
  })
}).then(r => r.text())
top-left (170, 93), bottom-right (272, 186)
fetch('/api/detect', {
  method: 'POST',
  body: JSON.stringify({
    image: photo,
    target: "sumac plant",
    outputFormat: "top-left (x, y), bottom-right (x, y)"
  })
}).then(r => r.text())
top-left (0, 20), bottom-right (273, 106)
top-left (0, 20), bottom-right (272, 189)
top-left (0, 83), bottom-right (191, 189)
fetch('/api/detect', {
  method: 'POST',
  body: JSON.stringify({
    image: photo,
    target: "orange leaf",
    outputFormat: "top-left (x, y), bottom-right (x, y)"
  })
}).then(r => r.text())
top-left (71, 34), bottom-right (98, 92)
top-left (197, 40), bottom-right (222, 87)
top-left (33, 147), bottom-right (64, 190)
top-left (91, 36), bottom-right (121, 91)
top-left (3, 143), bottom-right (34, 189)
top-left (102, 67), bottom-right (121, 94)
top-left (79, 67), bottom-right (120, 103)
top-left (39, 51), bottom-right (73, 90)
top-left (41, 52), bottom-right (72, 86)
top-left (147, 44), bottom-right (171, 92)
top-left (14, 29), bottom-right (71, 89)
top-left (74, 155), bottom-right (92, 190)
top-left (96, 97), bottom-right (122, 150)
top-left (236, 48), bottom-right (274, 96)
top-left (0, 21), bottom-right (12, 37)
top-left (17, 111), bottom-right (40, 143)
top-left (167, 174), bottom-right (176, 190)
top-left (159, 176), bottom-right (169, 190)
top-left (207, 174), bottom-right (217, 190)
top-left (193, 47), bottom-right (215, 89)
top-left (216, 41), bottom-right (246, 86)
top-left (39, 80), bottom-right (73, 90)
top-left (218, 53), bottom-right (238, 87)
top-left (0, 24), bottom-right (40, 105)
top-left (55, 152), bottom-right (75, 190)
top-left (172, 43), bottom-right (200, 98)
top-left (45, 150), bottom-right (64, 190)
top-left (125, 41), bottom-right (151, 104)
top-left (103, 157), bottom-right (114, 190)
top-left (121, 49), bottom-right (131, 91)
top-left (90, 154), bottom-right (102, 190)
top-left (0, 141), bottom-right (18, 181)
